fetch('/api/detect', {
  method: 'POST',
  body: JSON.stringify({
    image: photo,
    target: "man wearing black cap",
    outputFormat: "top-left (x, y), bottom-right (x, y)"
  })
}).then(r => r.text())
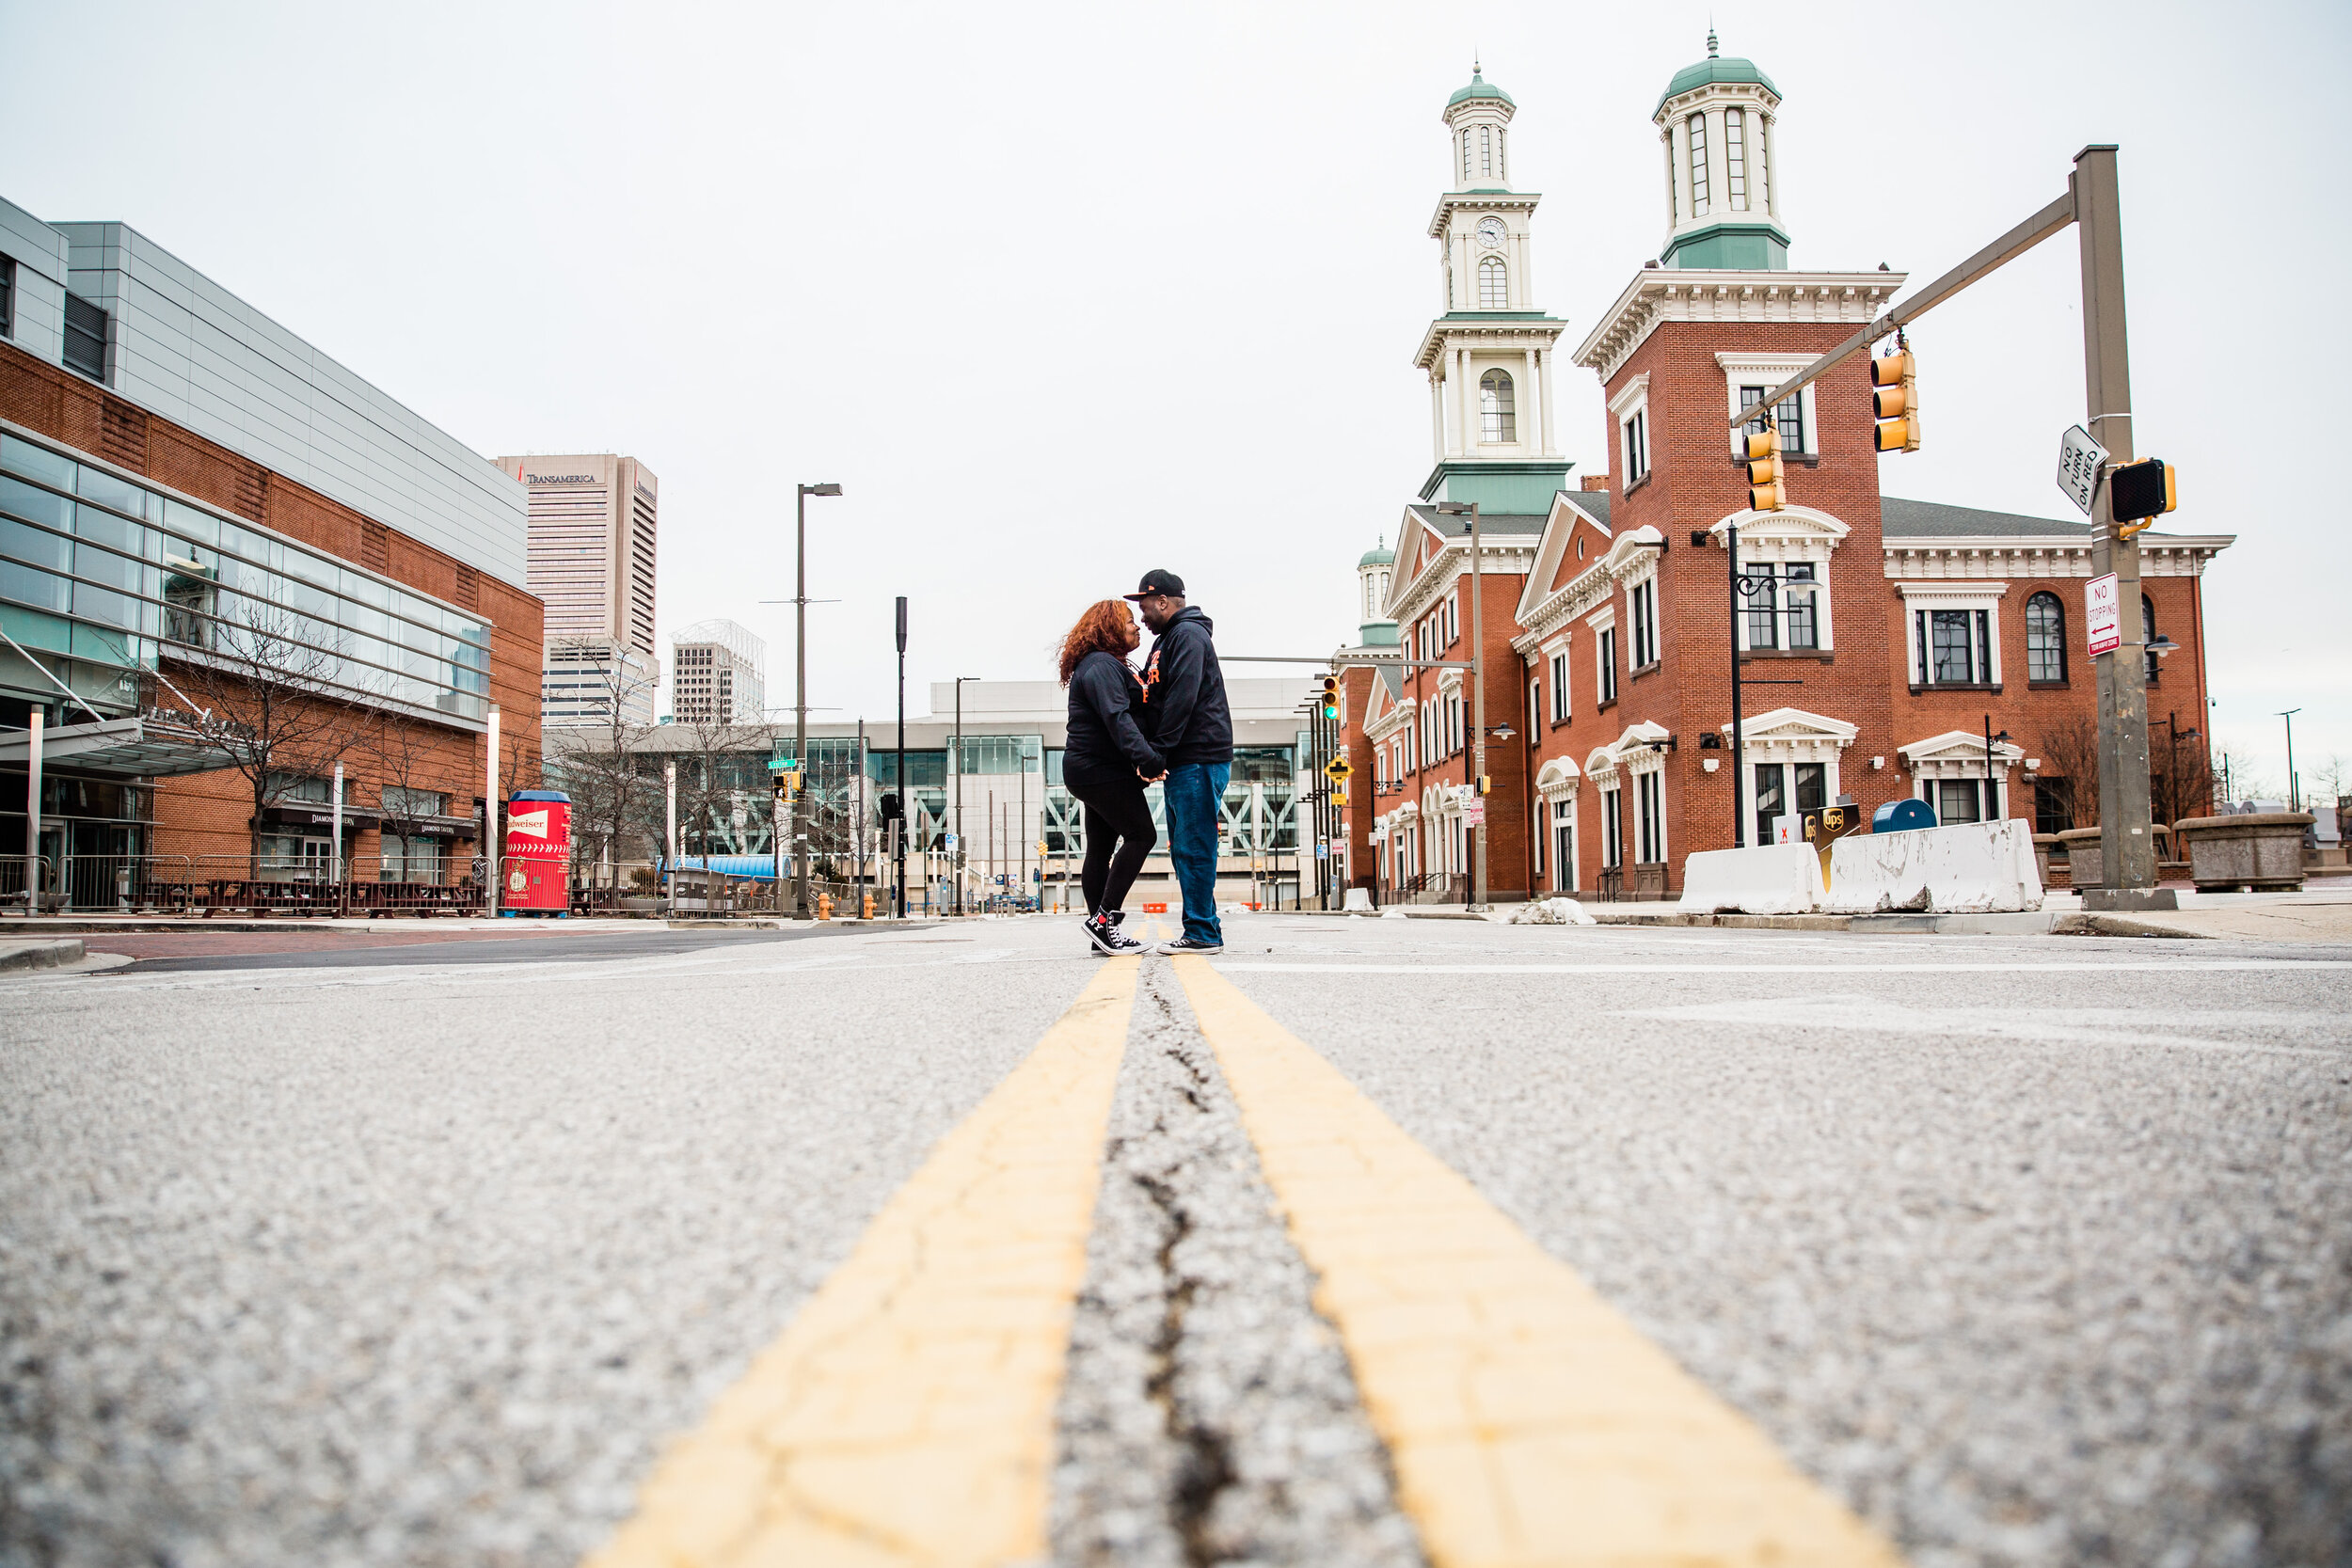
top-left (1127, 569), bottom-right (1232, 953)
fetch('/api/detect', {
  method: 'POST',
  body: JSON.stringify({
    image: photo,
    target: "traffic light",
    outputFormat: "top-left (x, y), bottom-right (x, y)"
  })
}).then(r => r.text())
top-left (1872, 348), bottom-right (1920, 451)
top-left (1476, 774), bottom-right (1491, 795)
top-left (2109, 457), bottom-right (2176, 537)
top-left (880, 791), bottom-right (903, 821)
top-left (1320, 674), bottom-right (1340, 720)
top-left (1744, 429), bottom-right (1786, 512)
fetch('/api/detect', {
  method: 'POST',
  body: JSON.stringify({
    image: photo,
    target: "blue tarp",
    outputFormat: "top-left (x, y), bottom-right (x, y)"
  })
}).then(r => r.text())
top-left (666, 855), bottom-right (784, 880)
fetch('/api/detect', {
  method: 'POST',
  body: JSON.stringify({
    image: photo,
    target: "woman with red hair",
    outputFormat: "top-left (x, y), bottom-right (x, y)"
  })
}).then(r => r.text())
top-left (1057, 598), bottom-right (1162, 955)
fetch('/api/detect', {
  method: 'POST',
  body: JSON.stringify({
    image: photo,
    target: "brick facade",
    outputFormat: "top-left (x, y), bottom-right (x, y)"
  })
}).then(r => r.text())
top-left (1, 340), bottom-right (543, 865)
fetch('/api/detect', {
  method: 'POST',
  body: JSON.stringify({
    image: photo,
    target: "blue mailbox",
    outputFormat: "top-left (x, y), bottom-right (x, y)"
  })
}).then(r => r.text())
top-left (1872, 798), bottom-right (1937, 833)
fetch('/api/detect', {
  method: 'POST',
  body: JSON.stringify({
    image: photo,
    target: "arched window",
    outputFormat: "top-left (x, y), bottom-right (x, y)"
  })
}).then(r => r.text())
top-left (2142, 594), bottom-right (2160, 682)
top-left (1480, 369), bottom-right (1516, 443)
top-left (1497, 129), bottom-right (1507, 182)
top-left (1479, 125), bottom-right (1493, 178)
top-left (1687, 113), bottom-right (1710, 214)
top-left (1725, 109), bottom-right (1748, 210)
top-left (1478, 258), bottom-right (1507, 309)
top-left (2026, 592), bottom-right (2066, 682)
top-left (1461, 131), bottom-right (1473, 184)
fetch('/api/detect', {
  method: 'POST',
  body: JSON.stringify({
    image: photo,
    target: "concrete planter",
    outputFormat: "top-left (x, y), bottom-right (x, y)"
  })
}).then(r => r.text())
top-left (2033, 833), bottom-right (2068, 888)
top-left (2174, 813), bottom-right (2313, 893)
top-left (2056, 827), bottom-right (2104, 888)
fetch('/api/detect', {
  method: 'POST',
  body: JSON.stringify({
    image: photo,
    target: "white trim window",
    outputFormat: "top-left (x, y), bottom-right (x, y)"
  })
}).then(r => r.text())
top-left (1635, 768), bottom-right (1666, 863)
top-left (1725, 108), bottom-right (1748, 211)
top-left (1479, 259), bottom-right (1508, 309)
top-left (1527, 675), bottom-right (1540, 737)
top-left (1688, 112), bottom-right (1710, 215)
top-left (1629, 578), bottom-right (1659, 669)
top-left (1552, 798), bottom-right (1576, 891)
top-left (1717, 355), bottom-right (1819, 458)
top-left (1597, 626), bottom-right (1617, 704)
top-left (1622, 408), bottom-right (1648, 483)
top-left (1444, 592), bottom-right (1458, 646)
top-left (1899, 584), bottom-right (2005, 688)
top-left (1601, 785), bottom-right (1624, 868)
top-left (1480, 369), bottom-right (1517, 441)
top-left (1548, 649), bottom-right (1569, 721)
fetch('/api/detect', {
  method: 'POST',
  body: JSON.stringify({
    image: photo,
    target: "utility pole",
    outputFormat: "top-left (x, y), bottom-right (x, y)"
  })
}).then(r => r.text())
top-left (855, 718), bottom-right (867, 904)
top-left (1728, 519), bottom-right (1746, 847)
top-left (791, 483), bottom-right (842, 918)
top-left (663, 757), bottom-right (676, 918)
top-left (895, 596), bottom-right (908, 919)
top-left (2074, 148), bottom-right (2162, 911)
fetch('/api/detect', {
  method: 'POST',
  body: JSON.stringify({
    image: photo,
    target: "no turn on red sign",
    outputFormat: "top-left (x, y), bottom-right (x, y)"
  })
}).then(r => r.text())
top-left (2086, 573), bottom-right (2122, 657)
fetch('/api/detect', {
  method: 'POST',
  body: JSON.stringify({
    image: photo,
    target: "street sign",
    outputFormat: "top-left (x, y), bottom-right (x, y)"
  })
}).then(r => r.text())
top-left (1323, 756), bottom-right (1352, 780)
top-left (944, 832), bottom-right (959, 850)
top-left (2056, 424), bottom-right (2108, 516)
top-left (767, 758), bottom-right (791, 771)
top-left (1314, 841), bottom-right (1328, 860)
top-left (1464, 800), bottom-right (1486, 827)
top-left (2086, 572), bottom-right (2122, 656)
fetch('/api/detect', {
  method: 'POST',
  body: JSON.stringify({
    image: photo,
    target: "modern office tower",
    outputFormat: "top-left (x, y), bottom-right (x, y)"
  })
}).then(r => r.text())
top-left (497, 453), bottom-right (659, 729)
top-left (669, 620), bottom-right (766, 725)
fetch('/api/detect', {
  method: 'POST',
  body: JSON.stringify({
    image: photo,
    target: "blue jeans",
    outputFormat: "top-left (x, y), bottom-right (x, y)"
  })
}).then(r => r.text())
top-left (1162, 761), bottom-right (1230, 943)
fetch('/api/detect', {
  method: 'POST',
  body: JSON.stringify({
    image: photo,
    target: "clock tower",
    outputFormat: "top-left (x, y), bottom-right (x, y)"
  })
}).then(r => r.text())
top-left (1413, 64), bottom-right (1573, 514)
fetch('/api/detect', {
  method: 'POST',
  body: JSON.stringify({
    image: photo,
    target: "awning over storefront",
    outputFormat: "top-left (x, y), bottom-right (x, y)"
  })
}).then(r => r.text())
top-left (0, 717), bottom-right (233, 778)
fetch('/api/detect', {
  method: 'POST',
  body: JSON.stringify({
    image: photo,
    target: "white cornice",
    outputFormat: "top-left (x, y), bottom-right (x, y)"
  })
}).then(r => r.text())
top-left (1426, 190), bottom-right (1542, 239)
top-left (1414, 317), bottom-right (1570, 372)
top-left (1572, 269), bottom-right (1907, 386)
top-left (1882, 533), bottom-right (2233, 580)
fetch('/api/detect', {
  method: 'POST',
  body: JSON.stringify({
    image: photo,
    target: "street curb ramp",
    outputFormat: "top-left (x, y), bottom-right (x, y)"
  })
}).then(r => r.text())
top-left (0, 939), bottom-right (87, 974)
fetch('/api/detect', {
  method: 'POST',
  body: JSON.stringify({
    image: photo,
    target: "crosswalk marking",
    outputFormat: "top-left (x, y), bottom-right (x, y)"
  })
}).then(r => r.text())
top-left (1174, 956), bottom-right (1906, 1568)
top-left (580, 958), bottom-right (1140, 1568)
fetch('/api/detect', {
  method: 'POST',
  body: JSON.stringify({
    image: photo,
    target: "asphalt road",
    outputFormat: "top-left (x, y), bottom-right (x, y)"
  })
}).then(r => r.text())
top-left (3, 914), bottom-right (2345, 1567)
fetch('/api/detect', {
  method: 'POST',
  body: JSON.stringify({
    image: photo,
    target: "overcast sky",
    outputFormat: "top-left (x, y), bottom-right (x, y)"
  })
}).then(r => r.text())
top-left (4, 0), bottom-right (2343, 798)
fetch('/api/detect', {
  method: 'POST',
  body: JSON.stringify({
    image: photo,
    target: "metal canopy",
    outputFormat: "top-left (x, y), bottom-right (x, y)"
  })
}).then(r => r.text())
top-left (0, 717), bottom-right (233, 778)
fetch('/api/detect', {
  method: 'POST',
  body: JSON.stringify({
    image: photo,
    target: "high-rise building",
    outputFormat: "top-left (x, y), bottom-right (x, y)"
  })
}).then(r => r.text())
top-left (497, 453), bottom-right (660, 730)
top-left (669, 620), bottom-right (767, 725)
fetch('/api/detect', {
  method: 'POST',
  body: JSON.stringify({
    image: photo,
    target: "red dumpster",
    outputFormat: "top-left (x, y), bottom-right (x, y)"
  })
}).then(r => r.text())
top-left (501, 789), bottom-right (572, 916)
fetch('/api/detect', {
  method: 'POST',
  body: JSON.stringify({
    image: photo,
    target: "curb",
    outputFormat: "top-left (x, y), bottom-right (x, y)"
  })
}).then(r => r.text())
top-left (2049, 912), bottom-right (2214, 941)
top-left (0, 939), bottom-right (87, 973)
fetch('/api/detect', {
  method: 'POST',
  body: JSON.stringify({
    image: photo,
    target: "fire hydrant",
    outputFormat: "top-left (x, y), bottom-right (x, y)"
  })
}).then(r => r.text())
top-left (861, 892), bottom-right (876, 919)
top-left (817, 892), bottom-right (834, 921)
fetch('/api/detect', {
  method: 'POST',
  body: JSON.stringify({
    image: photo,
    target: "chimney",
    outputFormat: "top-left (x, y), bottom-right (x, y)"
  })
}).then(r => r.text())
top-left (1581, 474), bottom-right (1610, 493)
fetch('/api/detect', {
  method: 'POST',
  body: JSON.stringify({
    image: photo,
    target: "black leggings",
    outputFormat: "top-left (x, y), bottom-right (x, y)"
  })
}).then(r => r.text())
top-left (1071, 775), bottom-right (1157, 917)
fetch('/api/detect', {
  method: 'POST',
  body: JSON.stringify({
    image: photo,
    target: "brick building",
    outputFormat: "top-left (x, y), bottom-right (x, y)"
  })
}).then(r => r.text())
top-left (0, 198), bottom-right (541, 895)
top-left (1345, 45), bottom-right (2231, 903)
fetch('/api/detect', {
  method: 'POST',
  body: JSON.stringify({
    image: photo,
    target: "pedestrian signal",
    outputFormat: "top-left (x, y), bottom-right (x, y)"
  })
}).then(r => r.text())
top-left (880, 791), bottom-right (903, 821)
top-left (2109, 458), bottom-right (2176, 536)
top-left (1744, 429), bottom-right (1786, 512)
top-left (1476, 774), bottom-right (1492, 795)
top-left (1320, 675), bottom-right (1340, 720)
top-left (1872, 349), bottom-right (1920, 451)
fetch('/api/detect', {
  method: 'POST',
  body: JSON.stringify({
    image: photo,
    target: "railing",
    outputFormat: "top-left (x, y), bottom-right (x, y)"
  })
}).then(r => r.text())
top-left (1393, 871), bottom-right (1469, 906)
top-left (3, 854), bottom-right (486, 916)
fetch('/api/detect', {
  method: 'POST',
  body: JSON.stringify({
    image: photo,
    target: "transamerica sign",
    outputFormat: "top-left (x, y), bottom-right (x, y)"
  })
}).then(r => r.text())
top-left (2085, 573), bottom-right (2122, 657)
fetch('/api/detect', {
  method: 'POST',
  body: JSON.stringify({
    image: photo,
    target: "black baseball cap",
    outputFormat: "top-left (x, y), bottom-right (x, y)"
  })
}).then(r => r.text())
top-left (1123, 569), bottom-right (1185, 601)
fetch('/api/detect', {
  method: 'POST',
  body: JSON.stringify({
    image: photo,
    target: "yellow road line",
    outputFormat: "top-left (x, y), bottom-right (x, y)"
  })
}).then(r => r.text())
top-left (1171, 957), bottom-right (1905, 1568)
top-left (583, 958), bottom-right (1141, 1568)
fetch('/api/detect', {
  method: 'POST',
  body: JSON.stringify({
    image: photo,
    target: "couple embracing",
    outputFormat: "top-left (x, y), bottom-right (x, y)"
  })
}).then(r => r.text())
top-left (1055, 569), bottom-right (1231, 957)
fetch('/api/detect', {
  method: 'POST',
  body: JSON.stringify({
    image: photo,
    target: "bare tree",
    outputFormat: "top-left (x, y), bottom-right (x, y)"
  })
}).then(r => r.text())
top-left (539, 639), bottom-right (660, 890)
top-left (158, 598), bottom-right (378, 861)
top-left (2033, 713), bottom-right (2102, 830)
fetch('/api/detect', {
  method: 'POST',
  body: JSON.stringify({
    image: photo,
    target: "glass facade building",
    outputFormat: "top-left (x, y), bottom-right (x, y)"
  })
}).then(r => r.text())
top-left (0, 429), bottom-right (492, 725)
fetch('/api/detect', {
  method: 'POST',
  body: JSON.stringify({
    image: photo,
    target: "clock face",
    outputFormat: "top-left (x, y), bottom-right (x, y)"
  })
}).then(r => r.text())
top-left (1476, 216), bottom-right (1508, 250)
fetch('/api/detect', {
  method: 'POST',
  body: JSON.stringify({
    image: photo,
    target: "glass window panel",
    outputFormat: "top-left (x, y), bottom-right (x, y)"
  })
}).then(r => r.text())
top-left (2026, 592), bottom-right (2065, 681)
top-left (1, 515), bottom-right (70, 572)
top-left (1795, 763), bottom-right (1826, 812)
top-left (72, 502), bottom-right (149, 562)
top-left (0, 473), bottom-right (72, 532)
top-left (342, 569), bottom-right (389, 609)
top-left (1936, 780), bottom-right (1982, 825)
top-left (162, 498), bottom-right (218, 548)
top-left (1754, 763), bottom-right (1785, 847)
top-left (1688, 114), bottom-right (1709, 211)
top-left (1742, 563), bottom-right (1776, 648)
top-left (1, 604), bottom-right (71, 652)
top-left (0, 435), bottom-right (75, 489)
top-left (71, 621), bottom-right (132, 666)
top-left (1931, 610), bottom-right (1975, 683)
top-left (1785, 563), bottom-right (1817, 649)
top-left (74, 465), bottom-right (150, 520)
top-left (284, 547), bottom-right (337, 588)
top-left (0, 561), bottom-right (69, 611)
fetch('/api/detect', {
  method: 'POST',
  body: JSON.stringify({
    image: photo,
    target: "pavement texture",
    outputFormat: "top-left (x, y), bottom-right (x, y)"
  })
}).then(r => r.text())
top-left (2, 913), bottom-right (2346, 1567)
top-left (1051, 964), bottom-right (1422, 1568)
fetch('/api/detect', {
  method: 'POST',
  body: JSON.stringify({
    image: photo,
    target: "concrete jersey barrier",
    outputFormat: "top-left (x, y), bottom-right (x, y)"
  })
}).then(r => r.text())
top-left (1826, 819), bottom-right (2043, 914)
top-left (1680, 842), bottom-right (1826, 914)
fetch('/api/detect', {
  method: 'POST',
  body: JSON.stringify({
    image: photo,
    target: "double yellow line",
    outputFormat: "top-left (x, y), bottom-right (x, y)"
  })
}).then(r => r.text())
top-left (585, 956), bottom-right (1903, 1568)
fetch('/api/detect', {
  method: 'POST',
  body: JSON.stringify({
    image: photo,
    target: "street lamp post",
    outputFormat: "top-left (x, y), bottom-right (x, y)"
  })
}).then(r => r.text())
top-left (895, 596), bottom-right (909, 919)
top-left (953, 675), bottom-right (979, 914)
top-left (2280, 708), bottom-right (2303, 811)
top-left (792, 483), bottom-right (842, 917)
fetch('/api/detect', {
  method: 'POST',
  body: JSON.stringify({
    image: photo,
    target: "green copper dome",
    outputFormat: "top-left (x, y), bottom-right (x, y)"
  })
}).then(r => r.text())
top-left (1358, 538), bottom-right (1395, 568)
top-left (1448, 68), bottom-right (1514, 108)
top-left (1656, 33), bottom-right (1777, 113)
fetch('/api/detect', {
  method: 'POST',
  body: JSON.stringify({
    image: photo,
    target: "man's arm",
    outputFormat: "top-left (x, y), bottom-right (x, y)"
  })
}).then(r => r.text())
top-left (1147, 626), bottom-right (1205, 754)
top-left (1085, 660), bottom-right (1163, 773)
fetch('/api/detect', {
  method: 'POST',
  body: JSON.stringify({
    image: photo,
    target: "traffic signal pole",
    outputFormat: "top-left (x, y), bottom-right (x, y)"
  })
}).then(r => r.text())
top-left (2074, 146), bottom-right (2164, 910)
top-left (1720, 145), bottom-right (2169, 908)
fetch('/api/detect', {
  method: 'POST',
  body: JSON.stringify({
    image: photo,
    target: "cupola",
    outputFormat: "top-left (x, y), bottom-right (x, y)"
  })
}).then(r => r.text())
top-left (1442, 61), bottom-right (1515, 192)
top-left (1654, 31), bottom-right (1789, 269)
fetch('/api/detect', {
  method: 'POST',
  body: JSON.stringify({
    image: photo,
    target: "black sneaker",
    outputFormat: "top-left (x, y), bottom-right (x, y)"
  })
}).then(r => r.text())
top-left (1159, 935), bottom-right (1223, 955)
top-left (1085, 913), bottom-right (1149, 956)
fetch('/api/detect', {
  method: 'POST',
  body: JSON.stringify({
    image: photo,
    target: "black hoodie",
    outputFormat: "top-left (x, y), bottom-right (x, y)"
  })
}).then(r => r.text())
top-left (1139, 607), bottom-right (1232, 767)
top-left (1064, 649), bottom-right (1162, 785)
